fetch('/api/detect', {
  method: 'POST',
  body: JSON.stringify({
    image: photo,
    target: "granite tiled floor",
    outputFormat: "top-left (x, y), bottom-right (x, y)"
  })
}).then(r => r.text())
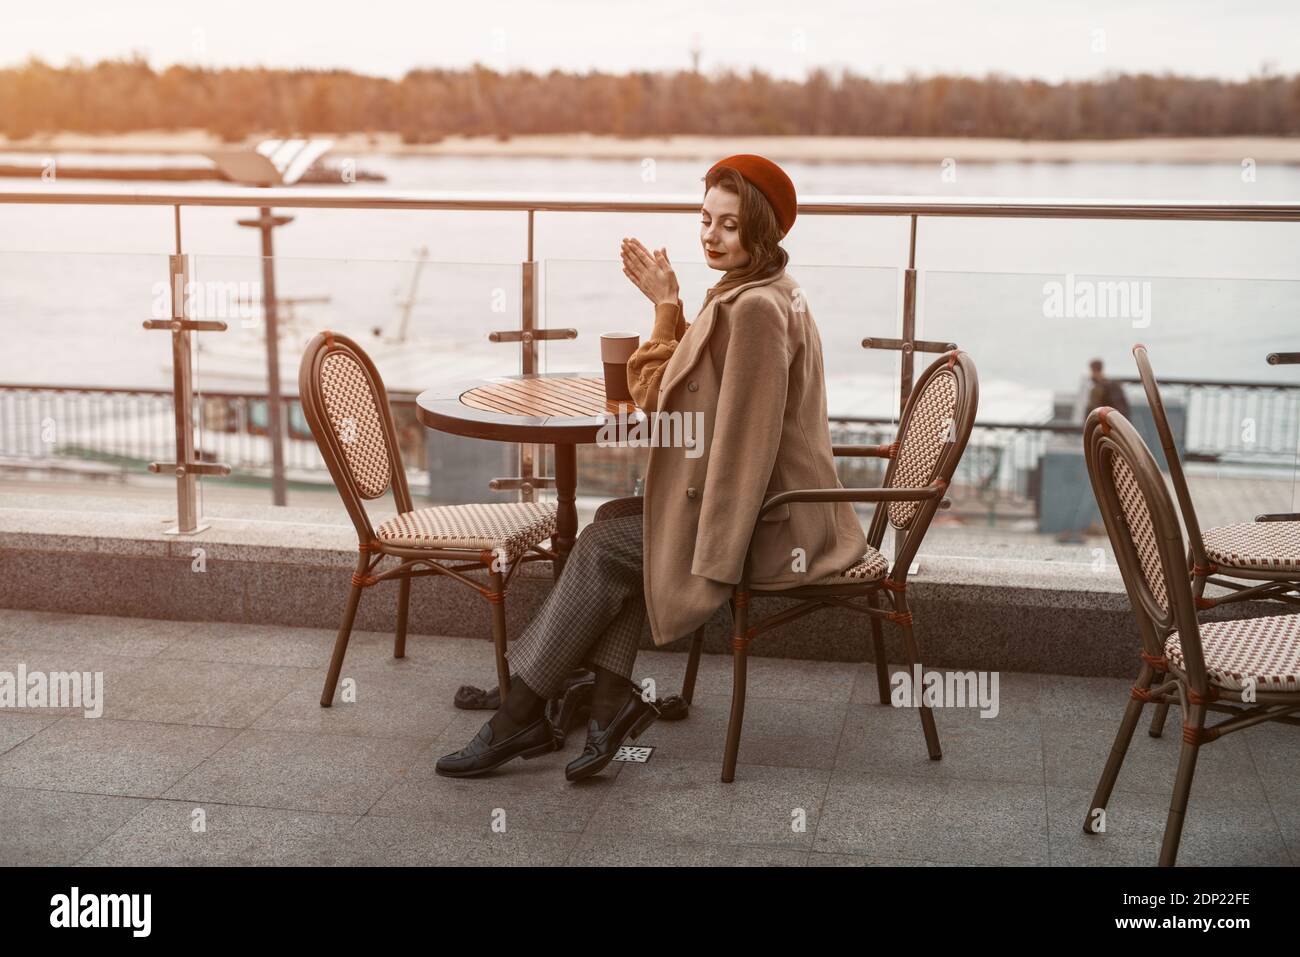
top-left (0, 608), bottom-right (1294, 867)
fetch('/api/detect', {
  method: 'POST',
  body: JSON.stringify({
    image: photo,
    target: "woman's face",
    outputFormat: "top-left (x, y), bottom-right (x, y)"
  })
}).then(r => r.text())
top-left (700, 186), bottom-right (750, 272)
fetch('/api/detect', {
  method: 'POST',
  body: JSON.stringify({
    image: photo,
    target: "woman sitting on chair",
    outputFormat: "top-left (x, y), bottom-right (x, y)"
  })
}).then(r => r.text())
top-left (436, 154), bottom-right (869, 781)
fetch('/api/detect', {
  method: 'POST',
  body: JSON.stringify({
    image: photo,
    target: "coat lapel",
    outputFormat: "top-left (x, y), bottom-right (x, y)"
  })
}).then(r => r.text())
top-left (659, 272), bottom-right (785, 400)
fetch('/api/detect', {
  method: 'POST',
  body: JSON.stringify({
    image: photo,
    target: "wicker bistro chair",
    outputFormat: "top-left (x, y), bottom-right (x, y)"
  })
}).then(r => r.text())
top-left (1081, 407), bottom-right (1300, 866)
top-left (1132, 344), bottom-right (1300, 611)
top-left (689, 349), bottom-right (978, 784)
top-left (298, 330), bottom-right (559, 708)
top-left (1133, 345), bottom-right (1300, 740)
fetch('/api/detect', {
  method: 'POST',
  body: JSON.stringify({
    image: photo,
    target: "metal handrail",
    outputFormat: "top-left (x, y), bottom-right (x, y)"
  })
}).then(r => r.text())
top-left (3, 186), bottom-right (1300, 221)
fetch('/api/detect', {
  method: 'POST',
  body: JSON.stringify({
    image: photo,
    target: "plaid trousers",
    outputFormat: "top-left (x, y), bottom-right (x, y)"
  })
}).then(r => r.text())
top-left (507, 495), bottom-right (648, 698)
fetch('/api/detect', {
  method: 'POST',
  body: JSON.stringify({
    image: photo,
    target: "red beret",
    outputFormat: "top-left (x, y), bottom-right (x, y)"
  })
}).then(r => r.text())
top-left (706, 154), bottom-right (798, 238)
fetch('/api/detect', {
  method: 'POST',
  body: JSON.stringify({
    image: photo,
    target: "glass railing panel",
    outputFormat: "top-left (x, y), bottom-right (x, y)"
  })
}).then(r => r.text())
top-left (920, 268), bottom-right (1300, 572)
top-left (0, 249), bottom-right (182, 514)
top-left (188, 254), bottom-right (526, 519)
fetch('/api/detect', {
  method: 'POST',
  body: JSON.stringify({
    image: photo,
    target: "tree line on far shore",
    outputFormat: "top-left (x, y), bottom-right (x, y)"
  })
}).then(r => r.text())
top-left (3, 56), bottom-right (1298, 142)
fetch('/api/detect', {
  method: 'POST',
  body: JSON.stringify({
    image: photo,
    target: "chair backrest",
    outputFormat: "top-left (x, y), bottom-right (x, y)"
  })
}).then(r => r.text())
top-left (298, 330), bottom-right (413, 544)
top-left (869, 350), bottom-right (979, 572)
top-left (1083, 407), bottom-right (1209, 689)
top-left (1131, 344), bottom-right (1209, 566)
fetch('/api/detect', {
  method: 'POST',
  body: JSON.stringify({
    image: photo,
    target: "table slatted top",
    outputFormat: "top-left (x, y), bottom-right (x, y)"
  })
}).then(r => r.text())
top-left (416, 372), bottom-right (644, 444)
top-left (461, 375), bottom-right (634, 417)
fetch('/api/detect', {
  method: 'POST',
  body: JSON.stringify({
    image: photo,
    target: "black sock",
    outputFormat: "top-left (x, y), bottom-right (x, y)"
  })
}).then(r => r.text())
top-left (590, 666), bottom-right (634, 729)
top-left (488, 677), bottom-right (545, 739)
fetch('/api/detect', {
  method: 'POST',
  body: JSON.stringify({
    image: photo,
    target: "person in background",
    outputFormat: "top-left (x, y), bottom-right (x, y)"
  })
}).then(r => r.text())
top-left (1058, 358), bottom-right (1128, 544)
top-left (1086, 358), bottom-right (1130, 418)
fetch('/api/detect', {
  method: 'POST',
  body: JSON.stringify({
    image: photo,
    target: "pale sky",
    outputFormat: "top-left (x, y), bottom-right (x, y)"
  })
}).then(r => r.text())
top-left (4, 0), bottom-right (1296, 82)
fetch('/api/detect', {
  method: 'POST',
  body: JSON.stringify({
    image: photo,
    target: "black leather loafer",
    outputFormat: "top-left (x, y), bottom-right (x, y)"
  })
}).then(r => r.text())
top-left (435, 715), bottom-right (559, 778)
top-left (546, 673), bottom-right (596, 742)
top-left (565, 692), bottom-right (660, 782)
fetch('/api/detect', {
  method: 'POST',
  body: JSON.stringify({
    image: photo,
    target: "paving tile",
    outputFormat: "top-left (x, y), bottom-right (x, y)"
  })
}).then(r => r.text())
top-left (0, 712), bottom-right (58, 755)
top-left (313, 815), bottom-right (579, 866)
top-left (0, 717), bottom-right (237, 796)
top-left (582, 756), bottom-right (830, 850)
top-left (1270, 803), bottom-right (1300, 863)
top-left (568, 835), bottom-right (808, 866)
top-left (0, 650), bottom-right (149, 719)
top-left (805, 852), bottom-right (980, 866)
top-left (1039, 673), bottom-right (1139, 723)
top-left (635, 693), bottom-right (845, 770)
top-left (814, 768), bottom-right (1049, 865)
top-left (158, 621), bottom-right (489, 676)
top-left (251, 667), bottom-right (466, 742)
top-left (0, 786), bottom-right (151, 865)
top-left (1243, 725), bottom-right (1300, 811)
top-left (157, 620), bottom-right (388, 670)
top-left (851, 664), bottom-right (1043, 721)
top-left (0, 609), bottom-right (179, 657)
top-left (836, 702), bottom-right (1044, 785)
top-left (79, 800), bottom-right (359, 866)
top-left (101, 658), bottom-right (311, 728)
top-left (162, 728), bottom-right (426, 815)
top-left (337, 633), bottom-right (504, 678)
top-left (1041, 713), bottom-right (1267, 804)
top-left (1046, 785), bottom-right (1293, 866)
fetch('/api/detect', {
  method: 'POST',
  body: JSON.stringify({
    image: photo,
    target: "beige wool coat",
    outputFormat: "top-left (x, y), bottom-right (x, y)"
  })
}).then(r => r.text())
top-left (625, 269), bottom-right (870, 646)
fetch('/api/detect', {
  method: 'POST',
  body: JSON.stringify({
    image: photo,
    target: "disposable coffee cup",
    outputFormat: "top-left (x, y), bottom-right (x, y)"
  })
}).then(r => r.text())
top-left (600, 332), bottom-right (639, 403)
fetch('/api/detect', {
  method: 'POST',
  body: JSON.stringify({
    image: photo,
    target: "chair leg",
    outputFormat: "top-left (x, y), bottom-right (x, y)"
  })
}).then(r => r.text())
top-left (721, 593), bottom-right (750, 783)
top-left (1159, 703), bottom-right (1205, 867)
top-left (394, 568), bottom-right (411, 659)
top-left (682, 625), bottom-right (705, 704)
top-left (488, 568), bottom-right (511, 703)
top-left (1147, 672), bottom-right (1170, 737)
top-left (320, 581), bottom-right (364, 707)
top-left (891, 592), bottom-right (941, 760)
top-left (868, 591), bottom-right (890, 704)
top-left (1084, 665), bottom-right (1155, 834)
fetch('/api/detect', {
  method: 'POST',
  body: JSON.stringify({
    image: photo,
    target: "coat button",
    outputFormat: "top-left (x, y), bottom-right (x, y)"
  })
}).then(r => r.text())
top-left (687, 380), bottom-right (698, 392)
top-left (686, 487), bottom-right (698, 499)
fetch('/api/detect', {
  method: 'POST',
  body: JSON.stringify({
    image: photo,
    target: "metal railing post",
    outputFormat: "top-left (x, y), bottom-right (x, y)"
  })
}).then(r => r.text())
top-left (169, 253), bottom-right (201, 532)
top-left (237, 207), bottom-right (293, 506)
top-left (519, 253), bottom-right (537, 503)
top-left (900, 214), bottom-right (919, 414)
top-left (895, 216), bottom-right (919, 559)
top-left (143, 206), bottom-right (230, 534)
top-left (486, 207), bottom-right (576, 501)
top-left (861, 214), bottom-right (956, 564)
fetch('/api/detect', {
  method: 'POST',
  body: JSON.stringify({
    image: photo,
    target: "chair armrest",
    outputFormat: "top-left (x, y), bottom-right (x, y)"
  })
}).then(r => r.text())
top-left (1255, 512), bottom-right (1300, 523)
top-left (757, 483), bottom-right (945, 520)
top-left (832, 443), bottom-right (896, 459)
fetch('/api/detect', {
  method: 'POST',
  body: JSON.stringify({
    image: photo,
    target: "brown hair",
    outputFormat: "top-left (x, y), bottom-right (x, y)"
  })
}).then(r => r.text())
top-left (700, 165), bottom-right (788, 308)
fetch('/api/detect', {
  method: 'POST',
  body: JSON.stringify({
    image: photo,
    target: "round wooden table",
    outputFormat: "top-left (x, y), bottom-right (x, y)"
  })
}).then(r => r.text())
top-left (415, 371), bottom-right (645, 577)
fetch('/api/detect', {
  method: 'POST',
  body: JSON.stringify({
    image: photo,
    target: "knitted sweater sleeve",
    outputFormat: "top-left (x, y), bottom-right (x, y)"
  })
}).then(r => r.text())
top-left (626, 298), bottom-right (689, 414)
